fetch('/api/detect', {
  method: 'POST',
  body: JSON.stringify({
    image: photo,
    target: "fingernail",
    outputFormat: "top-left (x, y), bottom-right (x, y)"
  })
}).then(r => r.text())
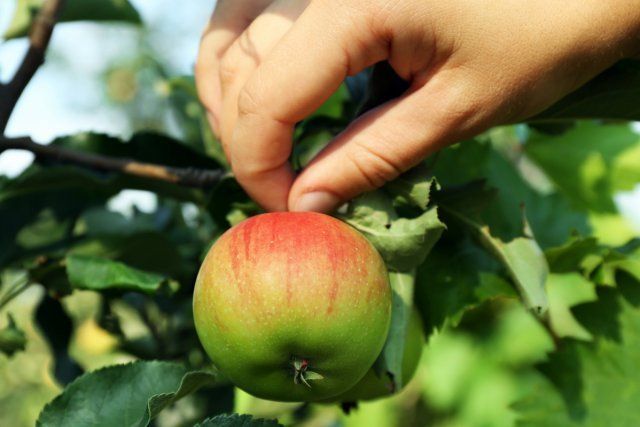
top-left (293, 191), bottom-right (341, 213)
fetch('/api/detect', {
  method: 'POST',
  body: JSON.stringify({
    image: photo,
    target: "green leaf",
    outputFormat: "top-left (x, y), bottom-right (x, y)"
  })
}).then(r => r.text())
top-left (59, 0), bottom-right (141, 23)
top-left (139, 371), bottom-right (218, 427)
top-left (0, 166), bottom-right (117, 268)
top-left (533, 60), bottom-right (640, 122)
top-left (374, 270), bottom-right (415, 391)
top-left (440, 202), bottom-right (549, 316)
top-left (587, 212), bottom-right (638, 247)
top-left (2, 0), bottom-right (40, 40)
top-left (0, 131), bottom-right (214, 265)
top-left (339, 191), bottom-right (445, 271)
top-left (546, 273), bottom-right (597, 341)
top-left (489, 303), bottom-right (555, 366)
top-left (433, 139), bottom-right (590, 248)
top-left (78, 207), bottom-right (157, 237)
top-left (37, 361), bottom-right (216, 427)
top-left (3, 0), bottom-right (141, 40)
top-left (385, 167), bottom-right (438, 210)
top-left (0, 314), bottom-right (27, 357)
top-left (195, 414), bottom-right (282, 427)
top-left (545, 236), bottom-right (599, 273)
top-left (515, 283), bottom-right (640, 426)
top-left (421, 304), bottom-right (553, 427)
top-left (415, 237), bottom-right (517, 332)
top-left (525, 122), bottom-right (640, 213)
top-left (66, 254), bottom-right (174, 294)
top-left (69, 233), bottom-right (186, 283)
top-left (592, 246), bottom-right (640, 287)
top-left (310, 84), bottom-right (351, 119)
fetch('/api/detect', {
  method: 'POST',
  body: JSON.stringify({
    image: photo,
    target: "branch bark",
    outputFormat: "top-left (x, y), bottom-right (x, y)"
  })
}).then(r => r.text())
top-left (0, 0), bottom-right (66, 133)
top-left (0, 136), bottom-right (226, 188)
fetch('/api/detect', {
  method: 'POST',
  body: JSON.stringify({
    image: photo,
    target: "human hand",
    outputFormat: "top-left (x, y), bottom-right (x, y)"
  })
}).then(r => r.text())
top-left (196, 0), bottom-right (640, 213)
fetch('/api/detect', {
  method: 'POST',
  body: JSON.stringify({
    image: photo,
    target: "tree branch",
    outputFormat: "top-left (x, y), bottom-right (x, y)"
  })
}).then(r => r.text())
top-left (0, 0), bottom-right (66, 133)
top-left (0, 136), bottom-right (226, 188)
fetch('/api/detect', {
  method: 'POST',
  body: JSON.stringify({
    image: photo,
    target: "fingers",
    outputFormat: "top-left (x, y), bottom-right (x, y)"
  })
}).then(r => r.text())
top-left (195, 0), bottom-right (273, 137)
top-left (230, 1), bottom-right (388, 211)
top-left (218, 0), bottom-right (308, 147)
top-left (289, 72), bottom-right (489, 212)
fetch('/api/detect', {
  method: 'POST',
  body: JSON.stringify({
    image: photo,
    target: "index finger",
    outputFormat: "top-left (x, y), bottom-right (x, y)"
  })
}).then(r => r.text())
top-left (230, 1), bottom-right (386, 211)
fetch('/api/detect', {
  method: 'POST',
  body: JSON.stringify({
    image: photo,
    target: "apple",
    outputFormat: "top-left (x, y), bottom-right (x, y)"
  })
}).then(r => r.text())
top-left (325, 308), bottom-right (424, 403)
top-left (193, 212), bottom-right (392, 402)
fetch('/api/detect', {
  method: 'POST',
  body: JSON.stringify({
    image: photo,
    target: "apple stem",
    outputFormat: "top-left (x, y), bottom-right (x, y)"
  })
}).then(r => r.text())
top-left (292, 357), bottom-right (324, 388)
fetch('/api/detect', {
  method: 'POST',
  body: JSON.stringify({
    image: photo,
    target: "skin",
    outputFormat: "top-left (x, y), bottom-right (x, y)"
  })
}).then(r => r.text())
top-left (193, 212), bottom-right (392, 401)
top-left (196, 0), bottom-right (640, 213)
top-left (326, 308), bottom-right (425, 403)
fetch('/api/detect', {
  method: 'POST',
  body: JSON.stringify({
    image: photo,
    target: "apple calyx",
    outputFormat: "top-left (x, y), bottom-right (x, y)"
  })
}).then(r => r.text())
top-left (292, 357), bottom-right (324, 388)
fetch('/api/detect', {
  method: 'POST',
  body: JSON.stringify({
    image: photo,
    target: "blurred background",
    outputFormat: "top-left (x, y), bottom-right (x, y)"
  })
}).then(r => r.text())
top-left (0, 1), bottom-right (217, 424)
top-left (0, 0), bottom-right (215, 214)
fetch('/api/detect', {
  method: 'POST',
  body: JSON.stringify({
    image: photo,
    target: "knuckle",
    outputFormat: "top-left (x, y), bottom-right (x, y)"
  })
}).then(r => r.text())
top-left (218, 55), bottom-right (239, 87)
top-left (347, 141), bottom-right (403, 190)
top-left (236, 85), bottom-right (261, 118)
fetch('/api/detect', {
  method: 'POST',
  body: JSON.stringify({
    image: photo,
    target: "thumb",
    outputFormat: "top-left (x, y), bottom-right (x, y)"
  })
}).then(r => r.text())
top-left (289, 75), bottom-right (486, 212)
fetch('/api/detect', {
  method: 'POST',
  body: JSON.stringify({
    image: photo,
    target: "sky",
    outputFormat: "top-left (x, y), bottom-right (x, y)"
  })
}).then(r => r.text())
top-left (0, 0), bottom-right (638, 229)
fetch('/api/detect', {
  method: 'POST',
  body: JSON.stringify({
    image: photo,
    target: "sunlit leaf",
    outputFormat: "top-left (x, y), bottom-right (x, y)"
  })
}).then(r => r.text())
top-left (526, 122), bottom-right (640, 213)
top-left (516, 283), bottom-right (640, 426)
top-left (439, 202), bottom-right (549, 316)
top-left (37, 361), bottom-right (216, 427)
top-left (65, 255), bottom-right (175, 294)
top-left (421, 304), bottom-right (553, 427)
top-left (546, 273), bottom-right (597, 341)
top-left (340, 191), bottom-right (445, 272)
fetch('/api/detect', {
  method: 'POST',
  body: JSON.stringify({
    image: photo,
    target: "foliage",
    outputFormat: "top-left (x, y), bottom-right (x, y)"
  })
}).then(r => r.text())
top-left (1, 2), bottom-right (640, 426)
top-left (196, 414), bottom-right (282, 427)
top-left (3, 0), bottom-right (141, 39)
top-left (37, 361), bottom-right (217, 427)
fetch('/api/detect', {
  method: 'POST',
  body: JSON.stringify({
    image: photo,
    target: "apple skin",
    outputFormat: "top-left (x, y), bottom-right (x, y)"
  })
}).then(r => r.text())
top-left (193, 212), bottom-right (392, 402)
top-left (325, 309), bottom-right (424, 403)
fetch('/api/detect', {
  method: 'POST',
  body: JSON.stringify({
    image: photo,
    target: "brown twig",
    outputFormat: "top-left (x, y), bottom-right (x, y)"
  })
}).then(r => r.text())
top-left (0, 136), bottom-right (226, 188)
top-left (0, 0), bottom-right (66, 133)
